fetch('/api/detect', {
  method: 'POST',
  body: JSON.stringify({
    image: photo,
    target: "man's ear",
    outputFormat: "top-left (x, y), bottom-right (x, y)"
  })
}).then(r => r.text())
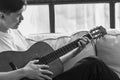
top-left (0, 12), bottom-right (4, 19)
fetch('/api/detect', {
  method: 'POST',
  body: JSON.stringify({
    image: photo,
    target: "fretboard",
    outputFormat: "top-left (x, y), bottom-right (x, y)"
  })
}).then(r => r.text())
top-left (37, 33), bottom-right (92, 64)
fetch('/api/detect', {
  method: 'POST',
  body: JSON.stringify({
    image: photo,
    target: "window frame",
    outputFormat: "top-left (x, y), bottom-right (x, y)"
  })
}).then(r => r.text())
top-left (27, 0), bottom-right (119, 32)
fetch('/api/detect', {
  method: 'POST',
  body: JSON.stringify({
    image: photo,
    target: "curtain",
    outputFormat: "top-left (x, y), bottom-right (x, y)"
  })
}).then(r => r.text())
top-left (18, 3), bottom-right (110, 36)
top-left (116, 3), bottom-right (120, 30)
top-left (18, 5), bottom-right (50, 36)
top-left (55, 3), bottom-right (110, 34)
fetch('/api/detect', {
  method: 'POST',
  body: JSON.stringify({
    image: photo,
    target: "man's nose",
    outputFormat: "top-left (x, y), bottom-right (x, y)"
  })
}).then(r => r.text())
top-left (20, 15), bottom-right (24, 20)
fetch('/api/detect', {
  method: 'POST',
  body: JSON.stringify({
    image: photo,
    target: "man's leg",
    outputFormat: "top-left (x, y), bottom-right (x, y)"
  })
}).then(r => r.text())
top-left (53, 56), bottom-right (120, 80)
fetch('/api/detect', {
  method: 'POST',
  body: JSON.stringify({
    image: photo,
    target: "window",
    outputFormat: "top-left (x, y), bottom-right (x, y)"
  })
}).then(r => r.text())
top-left (18, 1), bottom-right (112, 36)
top-left (18, 5), bottom-right (50, 36)
top-left (115, 3), bottom-right (120, 29)
top-left (55, 3), bottom-right (110, 34)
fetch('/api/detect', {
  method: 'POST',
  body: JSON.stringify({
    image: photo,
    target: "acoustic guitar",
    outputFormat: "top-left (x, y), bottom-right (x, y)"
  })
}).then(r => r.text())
top-left (0, 26), bottom-right (106, 80)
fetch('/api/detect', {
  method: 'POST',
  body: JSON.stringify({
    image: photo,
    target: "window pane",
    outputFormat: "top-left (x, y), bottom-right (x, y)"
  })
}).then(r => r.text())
top-left (55, 4), bottom-right (110, 34)
top-left (18, 5), bottom-right (50, 36)
top-left (115, 3), bottom-right (120, 29)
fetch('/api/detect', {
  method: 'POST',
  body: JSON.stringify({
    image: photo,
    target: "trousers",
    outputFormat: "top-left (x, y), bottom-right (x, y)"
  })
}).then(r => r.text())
top-left (53, 56), bottom-right (120, 80)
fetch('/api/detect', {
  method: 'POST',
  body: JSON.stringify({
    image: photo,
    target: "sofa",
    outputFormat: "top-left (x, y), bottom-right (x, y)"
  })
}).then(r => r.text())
top-left (26, 29), bottom-right (120, 77)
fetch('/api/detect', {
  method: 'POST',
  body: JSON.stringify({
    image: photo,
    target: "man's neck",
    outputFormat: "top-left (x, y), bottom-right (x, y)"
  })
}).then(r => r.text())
top-left (0, 24), bottom-right (9, 33)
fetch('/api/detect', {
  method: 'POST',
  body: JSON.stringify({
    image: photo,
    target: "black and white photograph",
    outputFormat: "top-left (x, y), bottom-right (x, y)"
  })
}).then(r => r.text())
top-left (0, 0), bottom-right (120, 80)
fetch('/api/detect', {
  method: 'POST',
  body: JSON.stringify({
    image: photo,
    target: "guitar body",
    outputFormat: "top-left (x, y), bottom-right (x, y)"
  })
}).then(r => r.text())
top-left (0, 42), bottom-right (63, 77)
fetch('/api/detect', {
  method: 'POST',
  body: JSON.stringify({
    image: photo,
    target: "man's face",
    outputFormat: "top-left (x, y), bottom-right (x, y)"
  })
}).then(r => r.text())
top-left (3, 9), bottom-right (24, 29)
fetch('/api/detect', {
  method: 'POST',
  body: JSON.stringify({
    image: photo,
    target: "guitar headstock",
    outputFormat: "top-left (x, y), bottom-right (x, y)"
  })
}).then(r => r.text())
top-left (89, 26), bottom-right (107, 39)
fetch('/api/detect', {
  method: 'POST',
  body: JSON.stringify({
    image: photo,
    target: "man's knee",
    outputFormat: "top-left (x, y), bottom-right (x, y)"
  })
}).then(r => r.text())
top-left (75, 56), bottom-right (104, 67)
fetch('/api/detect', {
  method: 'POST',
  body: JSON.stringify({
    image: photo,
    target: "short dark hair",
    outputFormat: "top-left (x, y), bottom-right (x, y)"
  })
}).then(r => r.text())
top-left (0, 0), bottom-right (25, 13)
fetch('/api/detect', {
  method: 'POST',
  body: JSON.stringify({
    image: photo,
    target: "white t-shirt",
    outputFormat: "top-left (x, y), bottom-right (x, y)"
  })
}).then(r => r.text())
top-left (0, 29), bottom-right (32, 53)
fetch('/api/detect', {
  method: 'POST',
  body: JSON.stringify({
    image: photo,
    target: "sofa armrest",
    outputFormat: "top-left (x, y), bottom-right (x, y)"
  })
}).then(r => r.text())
top-left (96, 29), bottom-right (120, 78)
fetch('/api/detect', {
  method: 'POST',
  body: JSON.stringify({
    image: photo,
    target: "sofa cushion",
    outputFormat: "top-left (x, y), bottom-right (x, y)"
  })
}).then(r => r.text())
top-left (96, 29), bottom-right (120, 77)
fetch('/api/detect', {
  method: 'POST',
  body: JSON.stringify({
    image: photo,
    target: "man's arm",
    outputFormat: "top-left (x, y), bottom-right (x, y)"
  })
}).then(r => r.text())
top-left (42, 31), bottom-right (90, 70)
top-left (0, 60), bottom-right (53, 80)
top-left (25, 31), bottom-right (91, 72)
top-left (0, 68), bottom-right (25, 80)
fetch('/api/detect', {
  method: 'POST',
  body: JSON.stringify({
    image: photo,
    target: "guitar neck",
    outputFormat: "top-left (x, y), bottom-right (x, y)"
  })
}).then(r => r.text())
top-left (37, 33), bottom-right (92, 64)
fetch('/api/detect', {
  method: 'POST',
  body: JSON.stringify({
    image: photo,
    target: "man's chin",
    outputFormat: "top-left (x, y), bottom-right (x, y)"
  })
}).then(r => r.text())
top-left (12, 25), bottom-right (19, 29)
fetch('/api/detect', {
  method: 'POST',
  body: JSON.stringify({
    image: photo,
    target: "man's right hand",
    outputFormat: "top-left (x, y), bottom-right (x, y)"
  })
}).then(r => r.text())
top-left (22, 60), bottom-right (53, 80)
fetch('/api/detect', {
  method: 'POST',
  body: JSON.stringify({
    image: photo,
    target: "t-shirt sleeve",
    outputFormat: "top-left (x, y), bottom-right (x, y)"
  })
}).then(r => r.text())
top-left (0, 39), bottom-right (12, 53)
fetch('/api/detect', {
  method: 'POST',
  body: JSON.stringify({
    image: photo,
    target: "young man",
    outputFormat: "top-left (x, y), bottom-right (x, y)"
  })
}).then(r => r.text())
top-left (0, 0), bottom-right (54, 80)
top-left (0, 0), bottom-right (119, 80)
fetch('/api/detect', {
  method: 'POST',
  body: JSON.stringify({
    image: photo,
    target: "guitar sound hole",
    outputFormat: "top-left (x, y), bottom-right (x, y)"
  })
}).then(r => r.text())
top-left (9, 62), bottom-right (17, 70)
